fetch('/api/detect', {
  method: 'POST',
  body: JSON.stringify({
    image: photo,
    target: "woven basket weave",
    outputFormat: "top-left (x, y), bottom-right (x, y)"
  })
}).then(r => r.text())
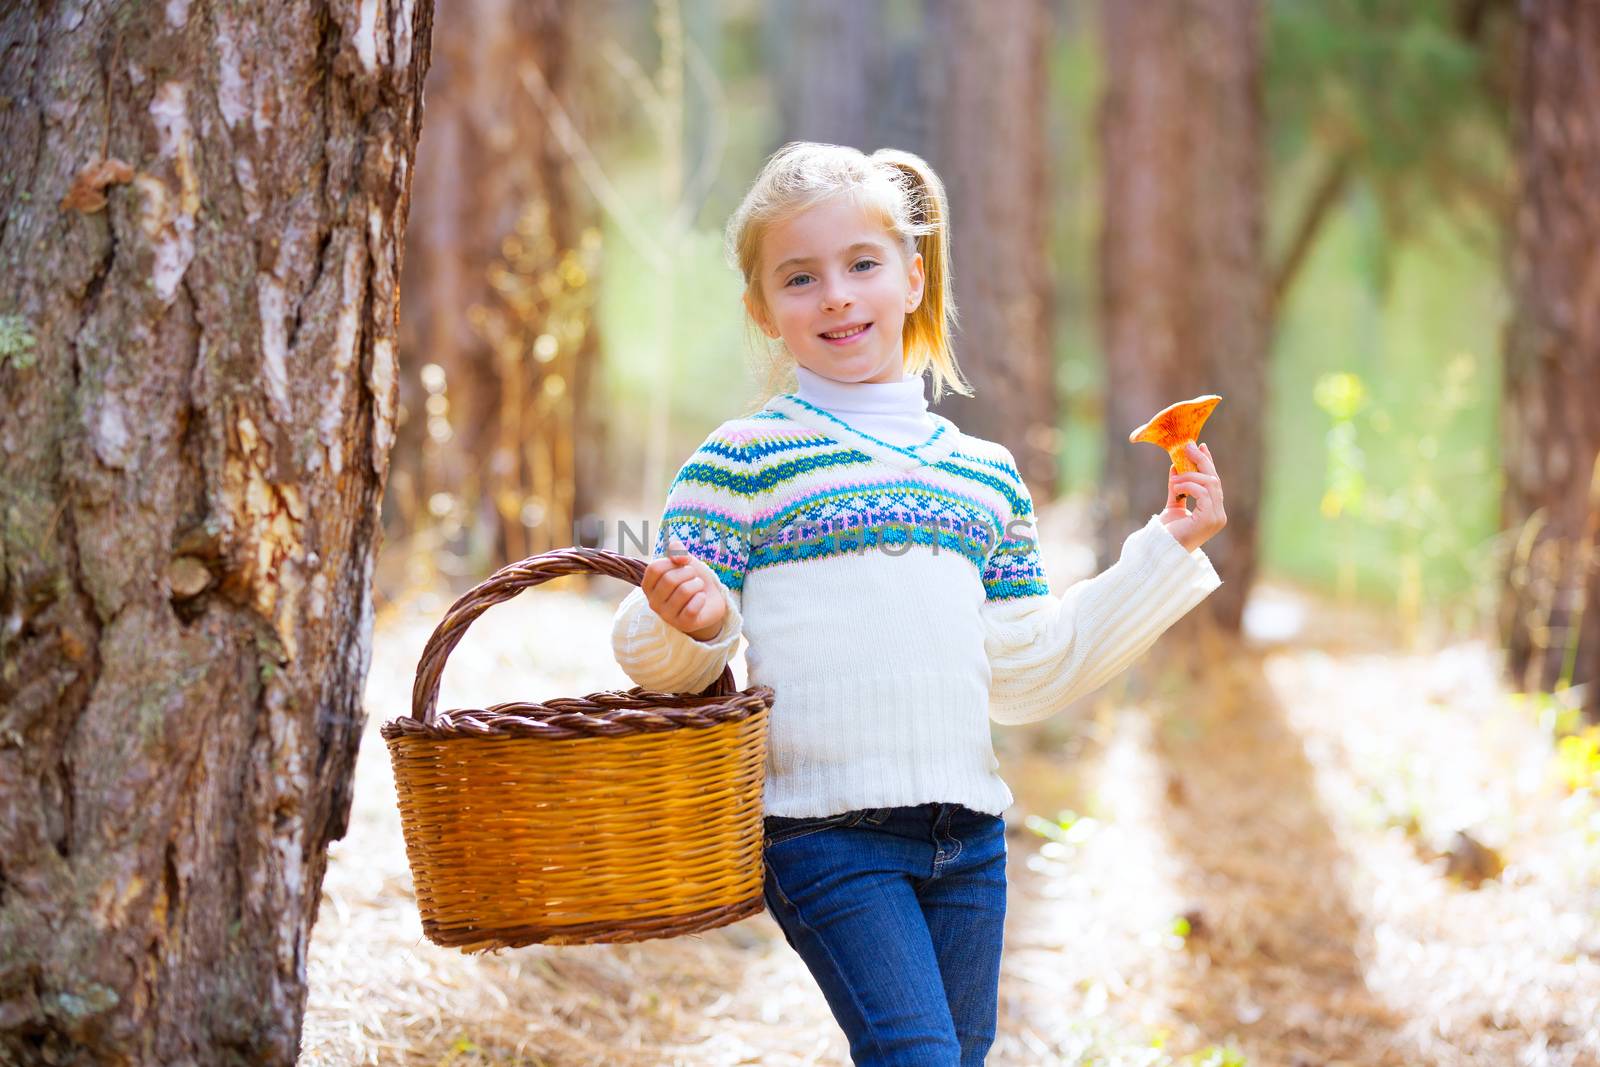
top-left (379, 546), bottom-right (773, 952)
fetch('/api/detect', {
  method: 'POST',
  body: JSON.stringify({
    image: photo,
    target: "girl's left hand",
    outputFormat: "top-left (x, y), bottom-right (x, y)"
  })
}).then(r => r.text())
top-left (1160, 441), bottom-right (1226, 553)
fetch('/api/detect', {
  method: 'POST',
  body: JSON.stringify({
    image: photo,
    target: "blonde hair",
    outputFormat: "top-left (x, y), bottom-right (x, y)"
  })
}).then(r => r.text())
top-left (724, 141), bottom-right (974, 407)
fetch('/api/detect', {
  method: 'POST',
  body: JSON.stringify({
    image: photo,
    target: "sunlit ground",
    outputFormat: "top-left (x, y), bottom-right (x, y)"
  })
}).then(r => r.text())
top-left (300, 497), bottom-right (1600, 1066)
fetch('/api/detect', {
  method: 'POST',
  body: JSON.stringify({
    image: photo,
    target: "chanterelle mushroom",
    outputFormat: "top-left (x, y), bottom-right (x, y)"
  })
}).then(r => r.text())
top-left (1128, 394), bottom-right (1221, 506)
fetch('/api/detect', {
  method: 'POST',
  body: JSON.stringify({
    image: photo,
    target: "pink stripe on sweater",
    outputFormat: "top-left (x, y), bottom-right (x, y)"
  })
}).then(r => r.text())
top-left (662, 497), bottom-right (745, 526)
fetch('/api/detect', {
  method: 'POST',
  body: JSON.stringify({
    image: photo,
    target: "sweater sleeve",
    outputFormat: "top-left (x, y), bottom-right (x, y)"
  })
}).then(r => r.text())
top-left (610, 429), bottom-right (753, 694)
top-left (981, 472), bottom-right (1222, 726)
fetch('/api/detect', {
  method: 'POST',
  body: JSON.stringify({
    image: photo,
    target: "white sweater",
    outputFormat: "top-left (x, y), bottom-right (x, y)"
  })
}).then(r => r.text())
top-left (610, 369), bottom-right (1222, 818)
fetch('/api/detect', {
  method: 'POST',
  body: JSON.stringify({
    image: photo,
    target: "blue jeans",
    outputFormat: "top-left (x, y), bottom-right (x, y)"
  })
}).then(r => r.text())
top-left (761, 802), bottom-right (1008, 1066)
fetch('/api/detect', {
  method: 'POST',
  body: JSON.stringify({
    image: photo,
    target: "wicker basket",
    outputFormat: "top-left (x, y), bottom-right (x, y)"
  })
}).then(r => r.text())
top-left (380, 547), bottom-right (773, 953)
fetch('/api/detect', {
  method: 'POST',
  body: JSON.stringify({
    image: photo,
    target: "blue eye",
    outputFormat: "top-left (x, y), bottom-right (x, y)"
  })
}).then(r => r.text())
top-left (784, 260), bottom-right (878, 287)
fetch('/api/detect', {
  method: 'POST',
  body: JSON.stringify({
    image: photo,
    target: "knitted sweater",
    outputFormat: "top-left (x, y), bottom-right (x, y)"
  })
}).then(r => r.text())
top-left (609, 377), bottom-right (1223, 818)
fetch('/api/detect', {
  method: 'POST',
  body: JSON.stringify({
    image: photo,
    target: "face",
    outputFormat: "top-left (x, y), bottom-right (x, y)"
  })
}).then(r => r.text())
top-left (745, 195), bottom-right (925, 385)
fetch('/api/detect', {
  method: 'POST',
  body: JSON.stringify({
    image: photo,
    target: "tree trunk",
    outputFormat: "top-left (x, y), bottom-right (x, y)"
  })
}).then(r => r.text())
top-left (767, 0), bottom-right (886, 149)
top-left (1096, 0), bottom-right (1267, 632)
top-left (923, 0), bottom-right (1058, 495)
top-left (0, 1), bottom-right (433, 1062)
top-left (1500, 0), bottom-right (1600, 720)
top-left (390, 0), bottom-right (599, 570)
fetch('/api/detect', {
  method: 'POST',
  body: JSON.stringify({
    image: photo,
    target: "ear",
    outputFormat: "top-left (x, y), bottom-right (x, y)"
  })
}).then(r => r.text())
top-left (743, 290), bottom-right (780, 339)
top-left (904, 251), bottom-right (925, 314)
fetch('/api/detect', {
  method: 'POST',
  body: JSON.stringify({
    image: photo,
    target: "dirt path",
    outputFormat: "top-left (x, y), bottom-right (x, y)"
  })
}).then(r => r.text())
top-left (300, 576), bottom-right (1600, 1066)
top-left (990, 613), bottom-right (1599, 1067)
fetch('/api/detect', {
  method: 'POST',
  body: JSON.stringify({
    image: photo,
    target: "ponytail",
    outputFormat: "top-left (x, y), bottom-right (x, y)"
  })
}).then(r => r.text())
top-left (871, 148), bottom-right (972, 403)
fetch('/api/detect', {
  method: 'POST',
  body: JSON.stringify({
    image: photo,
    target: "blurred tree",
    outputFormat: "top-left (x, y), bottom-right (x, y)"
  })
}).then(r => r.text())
top-left (767, 0), bottom-right (886, 149)
top-left (571, 0), bottom-right (732, 517)
top-left (1096, 0), bottom-right (1268, 634)
top-left (766, 0), bottom-right (1059, 493)
top-left (390, 0), bottom-right (603, 573)
top-left (682, 0), bottom-right (728, 228)
top-left (0, 1), bottom-right (432, 1063)
top-left (1499, 0), bottom-right (1600, 720)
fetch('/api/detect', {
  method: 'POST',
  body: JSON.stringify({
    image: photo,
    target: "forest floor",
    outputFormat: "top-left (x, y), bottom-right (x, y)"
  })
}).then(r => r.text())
top-left (299, 501), bottom-right (1600, 1067)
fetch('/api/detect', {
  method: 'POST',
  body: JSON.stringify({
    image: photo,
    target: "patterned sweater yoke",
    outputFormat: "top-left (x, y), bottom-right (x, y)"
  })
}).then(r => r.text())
top-left (677, 398), bottom-right (1049, 605)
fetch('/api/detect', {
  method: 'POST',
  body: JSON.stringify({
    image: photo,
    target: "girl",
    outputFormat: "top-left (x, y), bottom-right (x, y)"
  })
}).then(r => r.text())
top-left (610, 142), bottom-right (1225, 1066)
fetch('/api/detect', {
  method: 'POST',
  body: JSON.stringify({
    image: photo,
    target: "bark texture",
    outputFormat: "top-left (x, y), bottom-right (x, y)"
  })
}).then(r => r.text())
top-left (1097, 0), bottom-right (1267, 631)
top-left (1500, 0), bottom-right (1600, 719)
top-left (0, 1), bottom-right (433, 1062)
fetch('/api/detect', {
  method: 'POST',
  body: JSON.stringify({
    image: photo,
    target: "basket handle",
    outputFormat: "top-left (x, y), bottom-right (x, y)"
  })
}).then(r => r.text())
top-left (408, 546), bottom-right (739, 727)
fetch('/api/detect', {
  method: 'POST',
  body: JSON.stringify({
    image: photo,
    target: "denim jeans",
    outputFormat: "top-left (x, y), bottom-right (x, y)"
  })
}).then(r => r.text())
top-left (761, 802), bottom-right (1008, 1066)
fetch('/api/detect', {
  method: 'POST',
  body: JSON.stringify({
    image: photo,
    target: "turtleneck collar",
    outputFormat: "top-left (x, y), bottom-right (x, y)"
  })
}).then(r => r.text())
top-left (767, 363), bottom-right (957, 471)
top-left (793, 363), bottom-right (929, 417)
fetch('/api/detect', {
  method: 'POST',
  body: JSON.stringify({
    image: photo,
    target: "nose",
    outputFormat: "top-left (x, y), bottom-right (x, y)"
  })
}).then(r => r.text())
top-left (818, 273), bottom-right (852, 313)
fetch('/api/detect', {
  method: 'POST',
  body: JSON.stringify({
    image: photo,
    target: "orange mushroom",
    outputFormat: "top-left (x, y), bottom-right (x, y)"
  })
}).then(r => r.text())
top-left (1128, 394), bottom-right (1221, 507)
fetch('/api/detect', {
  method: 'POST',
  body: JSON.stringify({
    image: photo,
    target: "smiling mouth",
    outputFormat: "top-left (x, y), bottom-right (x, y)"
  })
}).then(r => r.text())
top-left (819, 323), bottom-right (872, 341)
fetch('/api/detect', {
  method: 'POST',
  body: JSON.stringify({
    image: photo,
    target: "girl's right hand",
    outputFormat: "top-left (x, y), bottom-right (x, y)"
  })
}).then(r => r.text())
top-left (642, 538), bottom-right (728, 642)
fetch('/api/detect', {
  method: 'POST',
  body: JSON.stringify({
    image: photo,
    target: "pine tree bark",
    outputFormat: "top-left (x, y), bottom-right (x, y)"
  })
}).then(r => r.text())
top-left (1500, 0), bottom-right (1600, 720)
top-left (0, 1), bottom-right (433, 1062)
top-left (1096, 0), bottom-right (1267, 632)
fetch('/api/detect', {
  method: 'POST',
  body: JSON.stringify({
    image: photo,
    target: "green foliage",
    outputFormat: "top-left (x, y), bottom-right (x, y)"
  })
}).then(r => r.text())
top-left (1512, 688), bottom-right (1600, 794)
top-left (594, 184), bottom-right (755, 474)
top-left (1065, 1023), bottom-right (1250, 1067)
top-left (1510, 688), bottom-right (1600, 867)
top-left (1179, 1047), bottom-right (1249, 1067)
top-left (1311, 357), bottom-right (1489, 541)
top-left (1267, 199), bottom-right (1504, 624)
top-left (1556, 727), bottom-right (1600, 794)
top-left (1262, 3), bottom-right (1512, 632)
top-left (1313, 372), bottom-right (1368, 520)
top-left (1024, 808), bottom-right (1101, 847)
top-left (1048, 13), bottom-right (1107, 496)
top-left (1512, 687), bottom-right (1586, 741)
top-left (1268, 0), bottom-right (1513, 252)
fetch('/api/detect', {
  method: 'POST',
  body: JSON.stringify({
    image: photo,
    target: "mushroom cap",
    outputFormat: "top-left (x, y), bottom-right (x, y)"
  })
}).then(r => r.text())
top-left (1128, 394), bottom-right (1222, 472)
